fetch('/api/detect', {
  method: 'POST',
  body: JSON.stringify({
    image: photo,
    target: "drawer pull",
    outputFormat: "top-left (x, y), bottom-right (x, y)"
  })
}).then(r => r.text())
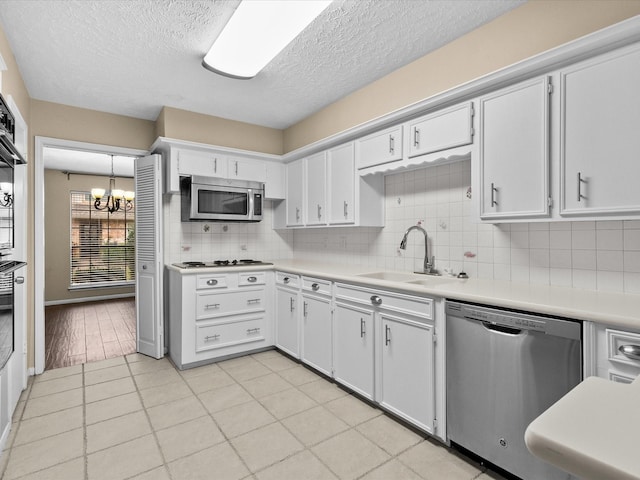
top-left (204, 334), bottom-right (220, 341)
top-left (311, 283), bottom-right (320, 291)
top-left (303, 301), bottom-right (308, 318)
top-left (204, 303), bottom-right (220, 309)
top-left (246, 327), bottom-right (261, 334)
top-left (247, 298), bottom-right (261, 305)
top-left (206, 279), bottom-right (218, 286)
top-left (370, 295), bottom-right (382, 306)
top-left (290, 297), bottom-right (295, 312)
top-left (618, 344), bottom-right (640, 361)
top-left (385, 325), bottom-right (391, 346)
top-left (283, 276), bottom-right (290, 284)
top-left (247, 276), bottom-right (257, 283)
top-left (360, 318), bottom-right (365, 338)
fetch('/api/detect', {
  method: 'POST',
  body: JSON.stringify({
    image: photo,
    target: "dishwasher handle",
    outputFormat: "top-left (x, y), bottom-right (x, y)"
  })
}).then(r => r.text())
top-left (482, 321), bottom-right (522, 336)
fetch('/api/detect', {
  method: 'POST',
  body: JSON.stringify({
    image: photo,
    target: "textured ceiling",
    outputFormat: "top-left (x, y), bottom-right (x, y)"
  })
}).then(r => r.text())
top-left (0, 0), bottom-right (524, 129)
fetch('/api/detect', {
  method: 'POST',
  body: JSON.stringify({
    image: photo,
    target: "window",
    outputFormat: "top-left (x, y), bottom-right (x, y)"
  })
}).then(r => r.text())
top-left (70, 191), bottom-right (135, 288)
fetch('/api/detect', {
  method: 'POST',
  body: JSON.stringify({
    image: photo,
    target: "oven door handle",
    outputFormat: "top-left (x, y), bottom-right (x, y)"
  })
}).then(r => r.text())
top-left (248, 190), bottom-right (254, 219)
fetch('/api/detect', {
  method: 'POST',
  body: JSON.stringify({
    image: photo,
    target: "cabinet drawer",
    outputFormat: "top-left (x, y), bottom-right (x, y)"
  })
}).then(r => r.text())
top-left (607, 328), bottom-right (640, 369)
top-left (335, 283), bottom-right (433, 319)
top-left (302, 276), bottom-right (331, 296)
top-left (239, 272), bottom-right (266, 286)
top-left (196, 288), bottom-right (265, 319)
top-left (276, 271), bottom-right (299, 288)
top-left (196, 274), bottom-right (229, 290)
top-left (196, 316), bottom-right (265, 352)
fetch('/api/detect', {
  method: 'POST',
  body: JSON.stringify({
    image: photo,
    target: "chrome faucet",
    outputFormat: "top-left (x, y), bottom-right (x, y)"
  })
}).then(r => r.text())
top-left (400, 225), bottom-right (435, 274)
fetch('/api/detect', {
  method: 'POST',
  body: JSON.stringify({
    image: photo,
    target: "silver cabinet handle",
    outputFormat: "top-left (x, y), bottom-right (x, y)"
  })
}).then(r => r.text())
top-left (283, 276), bottom-right (290, 284)
top-left (142, 265), bottom-right (148, 270)
top-left (491, 182), bottom-right (498, 207)
top-left (214, 158), bottom-right (217, 173)
top-left (204, 303), bottom-right (220, 309)
top-left (389, 135), bottom-right (395, 154)
top-left (206, 279), bottom-right (218, 286)
top-left (317, 204), bottom-right (322, 220)
top-left (360, 318), bottom-right (365, 338)
top-left (247, 298), bottom-right (261, 304)
top-left (577, 172), bottom-right (587, 202)
top-left (235, 161), bottom-right (238, 176)
top-left (311, 283), bottom-right (320, 291)
top-left (247, 327), bottom-right (260, 334)
top-left (247, 276), bottom-right (257, 283)
top-left (619, 344), bottom-right (640, 361)
top-left (370, 295), bottom-right (382, 306)
top-left (14, 276), bottom-right (24, 284)
top-left (303, 301), bottom-right (308, 318)
top-left (290, 297), bottom-right (295, 312)
top-left (413, 127), bottom-right (420, 147)
top-left (296, 207), bottom-right (300, 222)
top-left (343, 201), bottom-right (348, 218)
top-left (385, 325), bottom-right (391, 346)
top-left (204, 334), bottom-right (220, 341)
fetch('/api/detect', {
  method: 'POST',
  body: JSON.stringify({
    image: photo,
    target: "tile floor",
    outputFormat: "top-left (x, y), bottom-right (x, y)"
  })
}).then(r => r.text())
top-left (45, 298), bottom-right (136, 370)
top-left (0, 350), bottom-right (507, 480)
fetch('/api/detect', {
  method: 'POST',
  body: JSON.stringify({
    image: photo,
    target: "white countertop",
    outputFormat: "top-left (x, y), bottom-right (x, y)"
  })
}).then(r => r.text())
top-left (525, 375), bottom-right (640, 480)
top-left (167, 259), bottom-right (640, 330)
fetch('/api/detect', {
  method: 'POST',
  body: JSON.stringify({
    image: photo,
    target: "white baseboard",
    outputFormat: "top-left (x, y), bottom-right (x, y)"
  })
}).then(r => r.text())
top-left (45, 293), bottom-right (135, 306)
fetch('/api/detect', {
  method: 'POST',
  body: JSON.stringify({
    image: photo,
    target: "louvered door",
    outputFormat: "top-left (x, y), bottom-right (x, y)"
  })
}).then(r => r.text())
top-left (135, 154), bottom-right (164, 359)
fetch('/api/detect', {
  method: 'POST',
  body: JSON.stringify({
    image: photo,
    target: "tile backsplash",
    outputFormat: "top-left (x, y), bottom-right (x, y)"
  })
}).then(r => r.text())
top-left (163, 195), bottom-right (294, 264)
top-left (293, 160), bottom-right (640, 294)
top-left (165, 160), bottom-right (640, 294)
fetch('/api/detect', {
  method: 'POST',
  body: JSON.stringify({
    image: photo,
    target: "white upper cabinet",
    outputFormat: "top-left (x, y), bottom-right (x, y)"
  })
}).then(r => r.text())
top-left (227, 156), bottom-right (266, 183)
top-left (305, 152), bottom-right (327, 226)
top-left (177, 149), bottom-right (227, 178)
top-left (355, 125), bottom-right (403, 170)
top-left (560, 44), bottom-right (640, 216)
top-left (327, 143), bottom-right (355, 225)
top-left (286, 159), bottom-right (304, 227)
top-left (479, 76), bottom-right (551, 220)
top-left (407, 102), bottom-right (474, 159)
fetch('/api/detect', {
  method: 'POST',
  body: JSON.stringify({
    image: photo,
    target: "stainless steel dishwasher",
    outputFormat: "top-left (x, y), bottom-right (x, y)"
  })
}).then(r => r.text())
top-left (446, 300), bottom-right (581, 480)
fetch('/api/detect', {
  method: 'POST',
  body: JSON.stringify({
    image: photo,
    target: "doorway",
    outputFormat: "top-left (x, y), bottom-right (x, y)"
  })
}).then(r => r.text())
top-left (34, 137), bottom-right (148, 374)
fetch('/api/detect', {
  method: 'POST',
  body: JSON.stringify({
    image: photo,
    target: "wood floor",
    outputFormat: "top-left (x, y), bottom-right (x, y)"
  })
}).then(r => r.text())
top-left (45, 298), bottom-right (136, 370)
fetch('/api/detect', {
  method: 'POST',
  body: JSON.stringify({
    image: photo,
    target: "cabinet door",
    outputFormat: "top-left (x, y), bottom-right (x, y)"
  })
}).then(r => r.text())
top-left (301, 294), bottom-right (332, 376)
top-left (305, 152), bottom-right (327, 225)
top-left (479, 77), bottom-right (550, 219)
top-left (286, 160), bottom-right (304, 226)
top-left (407, 102), bottom-right (473, 158)
top-left (177, 149), bottom-right (227, 178)
top-left (380, 314), bottom-right (434, 433)
top-left (328, 143), bottom-right (355, 225)
top-left (356, 125), bottom-right (403, 169)
top-left (560, 45), bottom-right (640, 216)
top-left (333, 302), bottom-right (374, 399)
top-left (276, 287), bottom-right (299, 358)
top-left (228, 156), bottom-right (266, 183)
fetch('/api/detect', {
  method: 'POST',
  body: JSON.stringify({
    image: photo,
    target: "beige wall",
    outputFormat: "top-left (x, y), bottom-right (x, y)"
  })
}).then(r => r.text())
top-left (44, 170), bottom-right (135, 303)
top-left (158, 107), bottom-right (284, 155)
top-left (283, 0), bottom-right (640, 152)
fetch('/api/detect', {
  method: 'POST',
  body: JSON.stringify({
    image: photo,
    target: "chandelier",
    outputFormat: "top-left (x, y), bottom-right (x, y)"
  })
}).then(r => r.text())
top-left (90, 155), bottom-right (134, 214)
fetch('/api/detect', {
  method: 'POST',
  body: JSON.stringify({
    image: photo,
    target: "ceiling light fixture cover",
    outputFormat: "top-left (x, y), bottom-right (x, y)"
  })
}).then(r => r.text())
top-left (203, 0), bottom-right (332, 79)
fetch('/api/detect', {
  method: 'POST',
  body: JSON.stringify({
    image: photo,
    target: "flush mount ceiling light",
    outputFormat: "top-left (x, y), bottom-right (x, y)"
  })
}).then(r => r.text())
top-left (203, 0), bottom-right (332, 79)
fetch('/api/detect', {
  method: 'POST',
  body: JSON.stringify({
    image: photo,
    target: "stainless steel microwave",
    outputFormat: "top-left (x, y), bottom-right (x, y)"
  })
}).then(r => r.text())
top-left (180, 176), bottom-right (264, 222)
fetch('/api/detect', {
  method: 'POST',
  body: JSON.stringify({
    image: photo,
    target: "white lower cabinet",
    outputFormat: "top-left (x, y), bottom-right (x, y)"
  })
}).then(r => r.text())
top-left (587, 322), bottom-right (640, 384)
top-left (333, 302), bottom-right (375, 400)
top-left (379, 312), bottom-right (434, 434)
top-left (168, 269), bottom-right (272, 369)
top-left (301, 277), bottom-right (333, 376)
top-left (275, 274), bottom-right (300, 358)
top-left (333, 282), bottom-right (439, 436)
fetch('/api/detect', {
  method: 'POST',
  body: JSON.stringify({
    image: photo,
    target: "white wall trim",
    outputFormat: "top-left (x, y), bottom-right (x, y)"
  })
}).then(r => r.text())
top-left (34, 136), bottom-right (148, 375)
top-left (281, 14), bottom-right (640, 162)
top-left (45, 293), bottom-right (135, 307)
